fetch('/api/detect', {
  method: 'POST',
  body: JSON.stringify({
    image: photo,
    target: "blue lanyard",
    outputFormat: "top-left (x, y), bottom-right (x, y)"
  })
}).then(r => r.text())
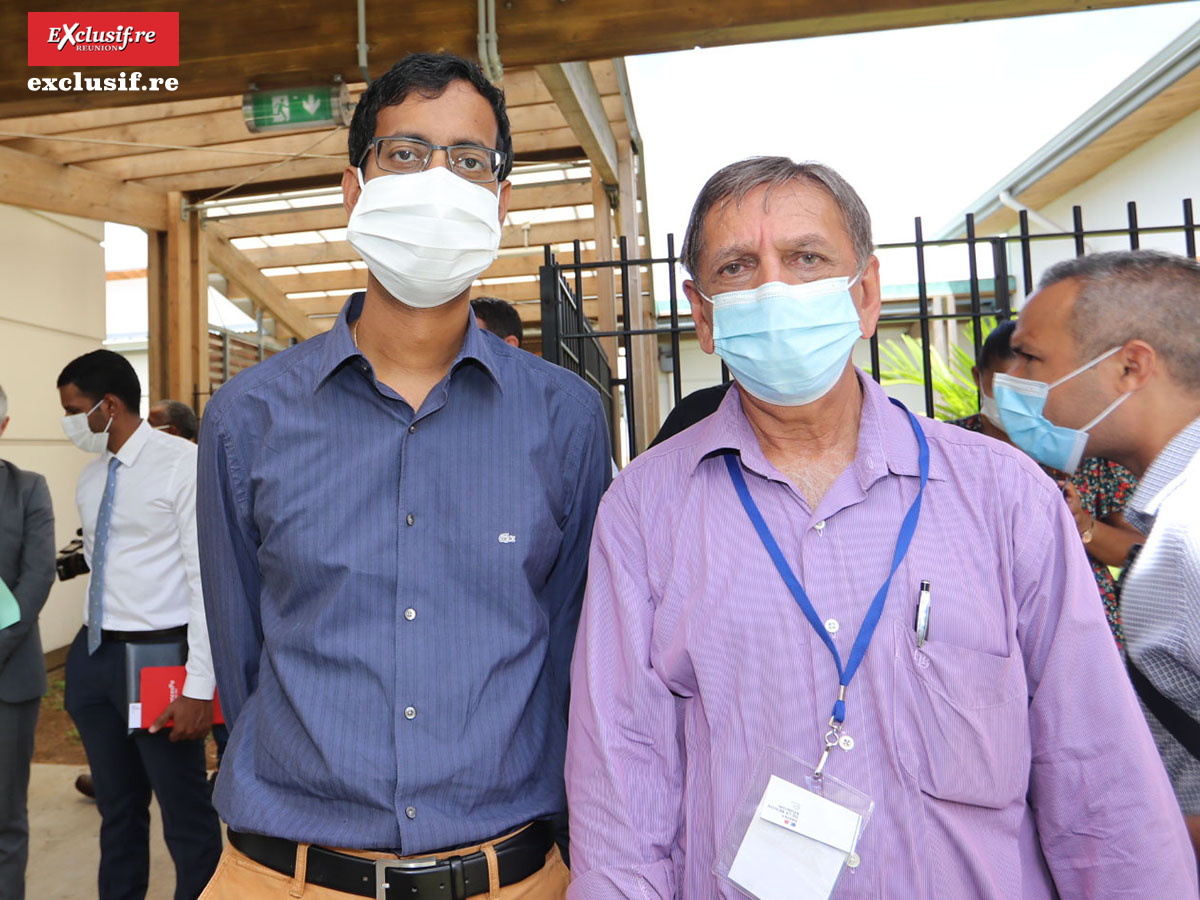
top-left (724, 399), bottom-right (929, 728)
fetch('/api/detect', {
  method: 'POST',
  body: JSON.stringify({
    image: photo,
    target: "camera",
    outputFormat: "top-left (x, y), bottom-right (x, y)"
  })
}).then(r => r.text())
top-left (56, 528), bottom-right (90, 581)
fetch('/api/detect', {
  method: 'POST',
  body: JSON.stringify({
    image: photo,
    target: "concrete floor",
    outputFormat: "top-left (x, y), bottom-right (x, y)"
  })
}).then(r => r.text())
top-left (26, 763), bottom-right (185, 900)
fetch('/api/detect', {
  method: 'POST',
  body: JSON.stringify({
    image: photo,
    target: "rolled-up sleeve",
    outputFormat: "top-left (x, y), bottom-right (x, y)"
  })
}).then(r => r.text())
top-left (1016, 481), bottom-right (1197, 897)
top-left (196, 406), bottom-right (263, 726)
top-left (566, 482), bottom-right (682, 900)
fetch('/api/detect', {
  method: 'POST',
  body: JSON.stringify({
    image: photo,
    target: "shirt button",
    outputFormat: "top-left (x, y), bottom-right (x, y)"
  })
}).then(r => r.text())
top-left (406, 513), bottom-right (415, 526)
top-left (824, 618), bottom-right (840, 634)
top-left (404, 706), bottom-right (416, 719)
top-left (814, 520), bottom-right (826, 532)
top-left (405, 806), bottom-right (417, 819)
top-left (408, 425), bottom-right (416, 434)
top-left (404, 608), bottom-right (416, 621)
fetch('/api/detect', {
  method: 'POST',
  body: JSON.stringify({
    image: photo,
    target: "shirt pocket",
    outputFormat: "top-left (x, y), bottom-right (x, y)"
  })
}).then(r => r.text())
top-left (891, 619), bottom-right (1030, 809)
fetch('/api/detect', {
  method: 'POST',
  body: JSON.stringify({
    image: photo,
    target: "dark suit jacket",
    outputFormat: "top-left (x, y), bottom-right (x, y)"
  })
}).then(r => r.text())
top-left (0, 459), bottom-right (55, 703)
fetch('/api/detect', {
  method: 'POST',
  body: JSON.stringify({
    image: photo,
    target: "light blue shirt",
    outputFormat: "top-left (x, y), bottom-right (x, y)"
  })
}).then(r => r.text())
top-left (197, 292), bottom-right (610, 851)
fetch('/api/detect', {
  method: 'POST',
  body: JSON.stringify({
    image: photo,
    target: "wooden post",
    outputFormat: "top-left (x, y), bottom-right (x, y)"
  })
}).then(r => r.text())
top-left (590, 170), bottom-right (622, 447)
top-left (189, 214), bottom-right (211, 416)
top-left (618, 141), bottom-right (658, 451)
top-left (146, 230), bottom-right (168, 404)
top-left (164, 192), bottom-right (192, 405)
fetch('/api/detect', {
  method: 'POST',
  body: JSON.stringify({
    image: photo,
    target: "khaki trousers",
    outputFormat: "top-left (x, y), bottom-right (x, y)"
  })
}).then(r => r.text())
top-left (199, 825), bottom-right (569, 900)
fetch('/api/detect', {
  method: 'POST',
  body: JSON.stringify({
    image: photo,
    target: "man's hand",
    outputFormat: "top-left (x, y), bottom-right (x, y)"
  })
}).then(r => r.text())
top-left (149, 696), bottom-right (213, 742)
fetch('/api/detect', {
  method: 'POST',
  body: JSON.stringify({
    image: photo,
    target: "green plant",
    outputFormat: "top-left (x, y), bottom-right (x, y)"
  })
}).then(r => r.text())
top-left (879, 317), bottom-right (997, 420)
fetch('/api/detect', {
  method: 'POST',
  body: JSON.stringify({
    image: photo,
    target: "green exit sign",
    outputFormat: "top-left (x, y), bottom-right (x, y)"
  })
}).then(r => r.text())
top-left (242, 83), bottom-right (352, 133)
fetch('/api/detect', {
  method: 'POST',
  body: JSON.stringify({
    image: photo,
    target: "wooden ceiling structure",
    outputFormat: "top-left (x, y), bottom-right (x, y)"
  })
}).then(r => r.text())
top-left (0, 0), bottom-right (1173, 445)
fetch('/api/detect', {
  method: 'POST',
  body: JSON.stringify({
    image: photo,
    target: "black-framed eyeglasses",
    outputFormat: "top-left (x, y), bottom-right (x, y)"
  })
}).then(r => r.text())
top-left (359, 137), bottom-right (507, 184)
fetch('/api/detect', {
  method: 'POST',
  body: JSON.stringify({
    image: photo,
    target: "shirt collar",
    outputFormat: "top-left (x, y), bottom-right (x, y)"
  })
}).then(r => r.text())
top-left (314, 291), bottom-right (504, 394)
top-left (1129, 415), bottom-right (1200, 519)
top-left (109, 419), bottom-right (151, 468)
top-left (686, 370), bottom-right (943, 486)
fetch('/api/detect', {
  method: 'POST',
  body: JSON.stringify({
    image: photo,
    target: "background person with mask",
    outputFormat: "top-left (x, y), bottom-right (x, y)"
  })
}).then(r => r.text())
top-left (565, 157), bottom-right (1195, 899)
top-left (196, 53), bottom-right (610, 900)
top-left (1004, 249), bottom-right (1200, 856)
top-left (57, 350), bottom-right (221, 900)
top-left (0, 383), bottom-right (56, 900)
top-left (952, 319), bottom-right (1141, 645)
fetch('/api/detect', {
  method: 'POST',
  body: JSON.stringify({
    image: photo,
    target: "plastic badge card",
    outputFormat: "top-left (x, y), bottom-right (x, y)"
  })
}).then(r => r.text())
top-left (714, 747), bottom-right (873, 900)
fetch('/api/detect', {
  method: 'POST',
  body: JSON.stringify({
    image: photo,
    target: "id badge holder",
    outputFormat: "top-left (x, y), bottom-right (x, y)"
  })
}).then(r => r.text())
top-left (713, 745), bottom-right (873, 900)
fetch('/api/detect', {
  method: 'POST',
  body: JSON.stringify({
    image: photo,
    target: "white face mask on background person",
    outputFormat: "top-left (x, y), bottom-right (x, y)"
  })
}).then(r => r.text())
top-left (62, 398), bottom-right (111, 454)
top-left (346, 166), bottom-right (502, 309)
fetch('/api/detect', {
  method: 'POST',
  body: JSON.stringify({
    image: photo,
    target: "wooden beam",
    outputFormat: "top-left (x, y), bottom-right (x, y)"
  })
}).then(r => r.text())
top-left (1, 2), bottom-right (1166, 118)
top-left (216, 179), bottom-right (590, 241)
top-left (146, 229), bottom-right (168, 403)
top-left (190, 215), bottom-right (211, 415)
top-left (80, 127), bottom-right (347, 180)
top-left (207, 220), bottom-right (319, 340)
top-left (270, 269), bottom-right (366, 295)
top-left (535, 63), bottom-right (619, 187)
top-left (591, 170), bottom-right (620, 384)
top-left (0, 144), bottom-right (167, 229)
top-left (618, 140), bottom-right (657, 452)
top-left (165, 192), bottom-right (193, 402)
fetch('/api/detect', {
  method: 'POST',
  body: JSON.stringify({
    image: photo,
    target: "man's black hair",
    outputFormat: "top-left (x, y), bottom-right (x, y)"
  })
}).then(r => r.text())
top-left (57, 349), bottom-right (141, 413)
top-left (472, 296), bottom-right (524, 346)
top-left (348, 53), bottom-right (513, 181)
top-left (154, 399), bottom-right (199, 441)
top-left (979, 319), bottom-right (1017, 372)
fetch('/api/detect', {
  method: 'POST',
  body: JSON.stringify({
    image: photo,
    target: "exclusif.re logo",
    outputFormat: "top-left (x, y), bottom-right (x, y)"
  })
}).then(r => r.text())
top-left (28, 12), bottom-right (179, 67)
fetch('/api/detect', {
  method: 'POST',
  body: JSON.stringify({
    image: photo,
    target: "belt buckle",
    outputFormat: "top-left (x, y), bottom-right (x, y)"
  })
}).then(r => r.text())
top-left (375, 856), bottom-right (439, 900)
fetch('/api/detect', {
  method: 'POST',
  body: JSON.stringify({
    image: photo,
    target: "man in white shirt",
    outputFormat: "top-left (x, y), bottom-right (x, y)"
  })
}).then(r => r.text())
top-left (1005, 250), bottom-right (1200, 856)
top-left (57, 350), bottom-right (221, 900)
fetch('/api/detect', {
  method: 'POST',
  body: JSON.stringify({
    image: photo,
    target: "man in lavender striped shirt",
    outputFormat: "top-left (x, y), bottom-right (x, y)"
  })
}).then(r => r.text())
top-left (564, 158), bottom-right (1195, 898)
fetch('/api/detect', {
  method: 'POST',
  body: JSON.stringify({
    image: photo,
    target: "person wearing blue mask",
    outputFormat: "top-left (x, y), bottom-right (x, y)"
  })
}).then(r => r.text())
top-left (564, 157), bottom-right (1195, 899)
top-left (951, 319), bottom-right (1142, 646)
top-left (1005, 249), bottom-right (1200, 858)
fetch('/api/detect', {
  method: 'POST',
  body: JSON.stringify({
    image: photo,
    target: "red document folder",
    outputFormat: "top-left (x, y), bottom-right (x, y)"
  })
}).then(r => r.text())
top-left (136, 665), bottom-right (225, 729)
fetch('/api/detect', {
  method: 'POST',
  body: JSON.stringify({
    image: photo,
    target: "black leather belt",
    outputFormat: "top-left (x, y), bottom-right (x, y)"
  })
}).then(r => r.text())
top-left (228, 819), bottom-right (554, 900)
top-left (101, 625), bottom-right (187, 643)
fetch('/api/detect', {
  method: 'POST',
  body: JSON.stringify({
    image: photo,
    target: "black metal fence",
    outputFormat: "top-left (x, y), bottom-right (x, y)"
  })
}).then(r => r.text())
top-left (540, 199), bottom-right (1197, 459)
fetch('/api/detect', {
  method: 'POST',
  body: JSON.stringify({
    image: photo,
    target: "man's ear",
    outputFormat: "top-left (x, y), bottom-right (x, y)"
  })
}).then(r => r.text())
top-left (683, 280), bottom-right (715, 355)
top-left (504, 335), bottom-right (520, 348)
top-left (1115, 339), bottom-right (1157, 393)
top-left (497, 179), bottom-right (512, 225)
top-left (855, 255), bottom-right (882, 339)
top-left (0, 416), bottom-right (8, 439)
top-left (342, 165), bottom-right (363, 217)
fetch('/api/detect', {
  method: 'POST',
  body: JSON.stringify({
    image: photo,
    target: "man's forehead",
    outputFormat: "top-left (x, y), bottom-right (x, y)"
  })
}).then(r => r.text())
top-left (705, 180), bottom-right (848, 246)
top-left (1014, 279), bottom-right (1078, 345)
top-left (374, 81), bottom-right (497, 143)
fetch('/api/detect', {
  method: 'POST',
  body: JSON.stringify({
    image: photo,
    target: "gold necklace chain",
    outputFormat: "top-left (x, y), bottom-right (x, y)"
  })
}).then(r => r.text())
top-left (352, 319), bottom-right (360, 350)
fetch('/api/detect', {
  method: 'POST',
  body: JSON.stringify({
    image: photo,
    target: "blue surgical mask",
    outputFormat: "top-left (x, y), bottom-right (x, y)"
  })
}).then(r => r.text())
top-left (992, 345), bottom-right (1129, 474)
top-left (701, 273), bottom-right (863, 407)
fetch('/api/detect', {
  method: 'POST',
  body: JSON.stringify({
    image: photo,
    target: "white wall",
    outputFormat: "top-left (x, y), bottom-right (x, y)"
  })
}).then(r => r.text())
top-left (0, 205), bottom-right (105, 654)
top-left (1022, 107), bottom-right (1200, 291)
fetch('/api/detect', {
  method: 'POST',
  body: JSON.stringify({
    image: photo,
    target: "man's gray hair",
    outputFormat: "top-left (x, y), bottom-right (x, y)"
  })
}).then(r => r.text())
top-left (1039, 249), bottom-right (1200, 391)
top-left (0, 383), bottom-right (6, 421)
top-left (680, 157), bottom-right (874, 282)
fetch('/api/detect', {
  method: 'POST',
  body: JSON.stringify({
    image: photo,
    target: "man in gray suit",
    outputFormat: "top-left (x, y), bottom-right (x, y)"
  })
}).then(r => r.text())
top-left (0, 382), bottom-right (56, 900)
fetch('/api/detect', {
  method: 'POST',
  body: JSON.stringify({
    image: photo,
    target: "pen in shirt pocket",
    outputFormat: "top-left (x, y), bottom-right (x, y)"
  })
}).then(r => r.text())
top-left (915, 579), bottom-right (932, 648)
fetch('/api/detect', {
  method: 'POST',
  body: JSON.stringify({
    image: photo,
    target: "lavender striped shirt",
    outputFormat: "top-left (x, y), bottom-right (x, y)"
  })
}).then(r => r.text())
top-left (566, 374), bottom-right (1195, 899)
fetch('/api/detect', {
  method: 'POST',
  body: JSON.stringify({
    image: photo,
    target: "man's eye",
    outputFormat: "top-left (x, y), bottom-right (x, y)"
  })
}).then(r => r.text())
top-left (799, 253), bottom-right (823, 266)
top-left (460, 157), bottom-right (480, 169)
top-left (719, 262), bottom-right (743, 277)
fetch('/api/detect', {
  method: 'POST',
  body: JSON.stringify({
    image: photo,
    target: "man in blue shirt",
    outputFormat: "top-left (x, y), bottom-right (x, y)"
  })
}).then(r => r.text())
top-left (197, 53), bottom-right (610, 900)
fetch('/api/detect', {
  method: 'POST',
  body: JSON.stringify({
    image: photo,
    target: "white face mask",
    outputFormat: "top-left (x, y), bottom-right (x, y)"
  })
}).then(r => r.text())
top-left (979, 388), bottom-right (1003, 430)
top-left (347, 166), bottom-right (502, 309)
top-left (62, 398), bottom-right (111, 454)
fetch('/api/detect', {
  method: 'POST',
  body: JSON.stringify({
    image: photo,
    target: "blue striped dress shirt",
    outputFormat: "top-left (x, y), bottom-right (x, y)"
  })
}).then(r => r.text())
top-left (196, 293), bottom-right (611, 852)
